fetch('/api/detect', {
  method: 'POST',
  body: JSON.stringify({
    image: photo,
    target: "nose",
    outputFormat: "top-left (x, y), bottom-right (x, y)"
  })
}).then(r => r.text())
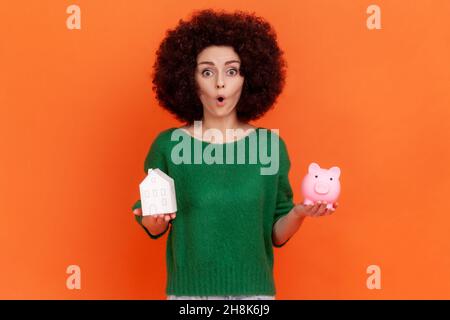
top-left (314, 183), bottom-right (330, 195)
top-left (216, 73), bottom-right (225, 89)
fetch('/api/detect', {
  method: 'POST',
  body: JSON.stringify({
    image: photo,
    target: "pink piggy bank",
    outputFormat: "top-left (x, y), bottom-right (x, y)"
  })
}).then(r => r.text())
top-left (301, 162), bottom-right (341, 209)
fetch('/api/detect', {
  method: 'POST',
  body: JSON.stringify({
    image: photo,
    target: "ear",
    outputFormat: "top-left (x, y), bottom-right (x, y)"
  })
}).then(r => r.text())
top-left (329, 166), bottom-right (341, 178)
top-left (308, 162), bottom-right (321, 173)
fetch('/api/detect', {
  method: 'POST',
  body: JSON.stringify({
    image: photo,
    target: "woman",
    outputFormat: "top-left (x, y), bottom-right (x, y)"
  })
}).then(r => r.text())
top-left (132, 9), bottom-right (338, 300)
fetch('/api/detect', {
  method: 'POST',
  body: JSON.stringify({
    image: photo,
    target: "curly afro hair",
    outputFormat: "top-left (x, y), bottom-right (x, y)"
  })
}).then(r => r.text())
top-left (152, 9), bottom-right (287, 124)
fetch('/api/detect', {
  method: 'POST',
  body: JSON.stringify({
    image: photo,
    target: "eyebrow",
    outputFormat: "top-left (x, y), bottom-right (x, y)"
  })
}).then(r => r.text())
top-left (197, 60), bottom-right (241, 66)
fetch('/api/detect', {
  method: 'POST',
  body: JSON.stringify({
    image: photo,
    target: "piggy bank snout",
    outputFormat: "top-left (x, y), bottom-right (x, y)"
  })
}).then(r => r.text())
top-left (314, 182), bottom-right (330, 195)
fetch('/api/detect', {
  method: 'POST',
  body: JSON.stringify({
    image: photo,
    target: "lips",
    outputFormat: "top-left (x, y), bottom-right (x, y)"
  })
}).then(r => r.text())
top-left (216, 95), bottom-right (226, 106)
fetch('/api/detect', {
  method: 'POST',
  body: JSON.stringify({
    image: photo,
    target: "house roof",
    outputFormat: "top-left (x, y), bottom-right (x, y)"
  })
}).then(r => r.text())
top-left (140, 168), bottom-right (173, 188)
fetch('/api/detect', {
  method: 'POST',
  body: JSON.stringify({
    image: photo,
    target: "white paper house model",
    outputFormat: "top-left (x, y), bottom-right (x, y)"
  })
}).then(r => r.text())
top-left (139, 168), bottom-right (177, 216)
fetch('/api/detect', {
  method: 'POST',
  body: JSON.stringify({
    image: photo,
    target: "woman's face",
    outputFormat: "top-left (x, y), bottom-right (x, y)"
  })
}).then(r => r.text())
top-left (195, 45), bottom-right (244, 119)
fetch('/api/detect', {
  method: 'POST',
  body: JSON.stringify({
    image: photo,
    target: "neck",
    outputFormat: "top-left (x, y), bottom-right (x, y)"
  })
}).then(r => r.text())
top-left (201, 111), bottom-right (244, 134)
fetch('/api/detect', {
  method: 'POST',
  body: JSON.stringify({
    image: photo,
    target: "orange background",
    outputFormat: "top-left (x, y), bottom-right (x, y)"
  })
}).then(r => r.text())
top-left (1, 0), bottom-right (449, 299)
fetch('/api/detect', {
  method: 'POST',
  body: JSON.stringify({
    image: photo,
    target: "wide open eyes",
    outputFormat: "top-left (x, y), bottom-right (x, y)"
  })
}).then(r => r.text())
top-left (226, 68), bottom-right (239, 76)
top-left (201, 69), bottom-right (213, 77)
top-left (200, 68), bottom-right (239, 77)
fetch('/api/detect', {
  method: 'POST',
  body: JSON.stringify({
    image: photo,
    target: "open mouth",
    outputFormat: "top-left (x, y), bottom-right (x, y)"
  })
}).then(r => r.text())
top-left (216, 95), bottom-right (226, 106)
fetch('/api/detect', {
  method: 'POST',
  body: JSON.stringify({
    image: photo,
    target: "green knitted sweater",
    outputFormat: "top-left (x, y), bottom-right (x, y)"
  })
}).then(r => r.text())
top-left (132, 127), bottom-right (295, 296)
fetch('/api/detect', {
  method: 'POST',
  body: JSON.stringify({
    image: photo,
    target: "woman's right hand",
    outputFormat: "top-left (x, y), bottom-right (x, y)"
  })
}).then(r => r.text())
top-left (133, 208), bottom-right (176, 230)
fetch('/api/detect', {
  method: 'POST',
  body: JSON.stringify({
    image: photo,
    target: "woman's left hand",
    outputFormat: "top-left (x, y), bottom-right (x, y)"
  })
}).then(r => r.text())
top-left (292, 201), bottom-right (339, 219)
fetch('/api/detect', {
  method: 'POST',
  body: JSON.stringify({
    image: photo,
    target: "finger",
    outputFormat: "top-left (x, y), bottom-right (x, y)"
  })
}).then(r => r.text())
top-left (133, 209), bottom-right (142, 216)
top-left (309, 206), bottom-right (319, 217)
top-left (308, 202), bottom-right (318, 214)
top-left (318, 202), bottom-right (328, 215)
top-left (317, 202), bottom-right (329, 216)
top-left (164, 215), bottom-right (170, 222)
top-left (311, 202), bottom-right (322, 215)
top-left (170, 213), bottom-right (176, 219)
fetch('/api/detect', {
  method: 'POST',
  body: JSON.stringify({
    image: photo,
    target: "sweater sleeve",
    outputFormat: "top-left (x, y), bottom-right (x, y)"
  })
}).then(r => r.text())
top-left (272, 137), bottom-right (295, 248)
top-left (132, 131), bottom-right (171, 240)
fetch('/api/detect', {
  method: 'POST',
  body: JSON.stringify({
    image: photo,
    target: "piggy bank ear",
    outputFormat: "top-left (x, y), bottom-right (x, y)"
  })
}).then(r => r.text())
top-left (308, 162), bottom-right (321, 173)
top-left (329, 166), bottom-right (341, 178)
